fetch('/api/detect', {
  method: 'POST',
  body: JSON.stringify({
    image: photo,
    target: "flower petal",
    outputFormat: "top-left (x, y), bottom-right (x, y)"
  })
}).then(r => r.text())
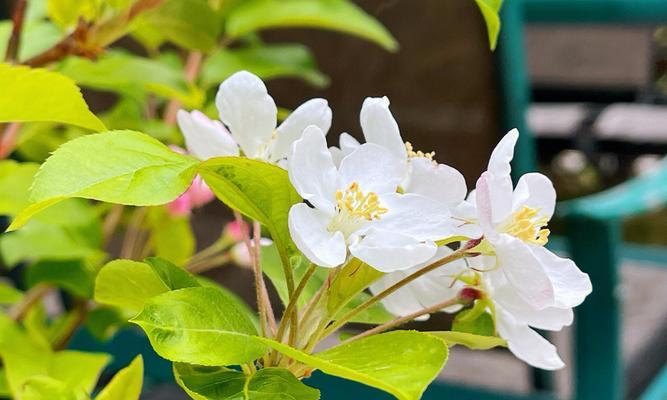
top-left (371, 193), bottom-right (452, 241)
top-left (494, 235), bottom-right (555, 309)
top-left (512, 172), bottom-right (557, 221)
top-left (216, 71), bottom-right (277, 158)
top-left (350, 228), bottom-right (437, 272)
top-left (405, 157), bottom-right (467, 206)
top-left (338, 143), bottom-right (405, 195)
top-left (531, 246), bottom-right (592, 308)
top-left (270, 98), bottom-right (332, 162)
top-left (484, 129), bottom-right (519, 224)
top-left (496, 308), bottom-right (565, 370)
top-left (177, 110), bottom-right (239, 159)
top-left (488, 128), bottom-right (519, 178)
top-left (370, 270), bottom-right (430, 320)
top-left (288, 203), bottom-right (346, 268)
top-left (451, 200), bottom-right (484, 238)
top-left (287, 126), bottom-right (339, 211)
top-left (339, 132), bottom-right (361, 154)
top-left (360, 97), bottom-right (407, 161)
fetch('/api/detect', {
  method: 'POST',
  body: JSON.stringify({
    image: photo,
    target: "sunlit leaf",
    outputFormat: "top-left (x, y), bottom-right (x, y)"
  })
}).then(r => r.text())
top-left (96, 355), bottom-right (144, 400)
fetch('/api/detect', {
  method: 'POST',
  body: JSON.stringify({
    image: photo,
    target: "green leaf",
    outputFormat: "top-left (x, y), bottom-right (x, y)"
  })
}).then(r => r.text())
top-left (174, 364), bottom-right (320, 400)
top-left (85, 306), bottom-right (128, 341)
top-left (327, 258), bottom-right (384, 317)
top-left (199, 157), bottom-right (302, 272)
top-left (59, 51), bottom-right (203, 108)
top-left (21, 376), bottom-right (77, 400)
top-left (7, 130), bottom-right (199, 231)
top-left (201, 44), bottom-right (329, 89)
top-left (0, 64), bottom-right (106, 131)
top-left (135, 0), bottom-right (221, 51)
top-left (131, 287), bottom-right (267, 366)
top-left (96, 355), bottom-right (144, 400)
top-left (0, 20), bottom-right (62, 62)
top-left (0, 281), bottom-right (23, 305)
top-left (146, 208), bottom-right (195, 266)
top-left (26, 259), bottom-right (97, 298)
top-left (196, 277), bottom-right (260, 332)
top-left (428, 331), bottom-right (506, 350)
top-left (475, 0), bottom-right (503, 50)
top-left (0, 161), bottom-right (39, 216)
top-left (49, 351), bottom-right (110, 395)
top-left (95, 258), bottom-right (199, 313)
top-left (226, 0), bottom-right (398, 51)
top-left (0, 368), bottom-right (10, 397)
top-left (260, 331), bottom-right (448, 400)
top-left (452, 306), bottom-right (496, 337)
top-left (47, 0), bottom-right (99, 28)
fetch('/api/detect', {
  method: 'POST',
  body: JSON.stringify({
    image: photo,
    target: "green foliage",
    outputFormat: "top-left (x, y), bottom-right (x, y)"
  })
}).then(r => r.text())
top-left (0, 64), bottom-right (106, 132)
top-left (428, 331), bottom-right (506, 350)
top-left (199, 157), bottom-right (302, 271)
top-left (201, 44), bottom-right (329, 89)
top-left (146, 207), bottom-right (196, 266)
top-left (131, 287), bottom-right (267, 366)
top-left (59, 51), bottom-right (204, 107)
top-left (96, 355), bottom-right (144, 400)
top-left (452, 303), bottom-right (496, 336)
top-left (94, 258), bottom-right (198, 313)
top-left (226, 0), bottom-right (398, 52)
top-left (260, 331), bottom-right (448, 400)
top-left (21, 376), bottom-right (77, 400)
top-left (47, 0), bottom-right (99, 28)
top-left (26, 259), bottom-right (97, 298)
top-left (174, 364), bottom-right (320, 400)
top-left (85, 306), bottom-right (128, 340)
top-left (475, 0), bottom-right (503, 50)
top-left (8, 130), bottom-right (199, 231)
top-left (0, 20), bottom-right (60, 68)
top-left (0, 282), bottom-right (23, 305)
top-left (327, 258), bottom-right (383, 316)
top-left (0, 161), bottom-right (39, 216)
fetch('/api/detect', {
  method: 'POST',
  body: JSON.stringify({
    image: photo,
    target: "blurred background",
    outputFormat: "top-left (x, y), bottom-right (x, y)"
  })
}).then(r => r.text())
top-left (2, 0), bottom-right (667, 399)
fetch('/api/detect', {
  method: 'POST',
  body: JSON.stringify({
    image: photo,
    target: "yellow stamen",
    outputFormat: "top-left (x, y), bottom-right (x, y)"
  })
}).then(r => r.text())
top-left (405, 141), bottom-right (436, 161)
top-left (335, 182), bottom-right (388, 221)
top-left (503, 206), bottom-right (550, 245)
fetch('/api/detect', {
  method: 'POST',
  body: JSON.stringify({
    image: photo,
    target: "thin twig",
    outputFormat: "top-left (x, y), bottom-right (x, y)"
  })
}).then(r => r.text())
top-left (316, 238), bottom-right (481, 341)
top-left (187, 253), bottom-right (231, 274)
top-left (253, 221), bottom-right (276, 335)
top-left (52, 299), bottom-right (89, 350)
top-left (0, 122), bottom-right (21, 159)
top-left (23, 20), bottom-right (96, 68)
top-left (5, 0), bottom-right (27, 63)
top-left (102, 204), bottom-right (124, 246)
top-left (120, 207), bottom-right (148, 259)
top-left (341, 297), bottom-right (461, 345)
top-left (9, 284), bottom-right (51, 321)
top-left (275, 263), bottom-right (316, 344)
top-left (163, 51), bottom-right (203, 125)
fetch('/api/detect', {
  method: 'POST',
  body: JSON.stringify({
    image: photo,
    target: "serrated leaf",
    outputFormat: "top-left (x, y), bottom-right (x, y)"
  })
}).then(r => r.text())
top-left (96, 355), bottom-right (144, 400)
top-left (174, 365), bottom-right (320, 400)
top-left (260, 331), bottom-right (448, 400)
top-left (7, 130), bottom-right (199, 231)
top-left (0, 64), bottom-right (105, 131)
top-left (428, 331), bottom-right (506, 350)
top-left (201, 44), bottom-right (329, 89)
top-left (131, 287), bottom-right (267, 366)
top-left (226, 0), bottom-right (398, 51)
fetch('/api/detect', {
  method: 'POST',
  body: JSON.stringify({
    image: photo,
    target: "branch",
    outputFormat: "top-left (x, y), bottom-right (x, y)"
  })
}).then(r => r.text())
top-left (9, 284), bottom-right (52, 321)
top-left (5, 0), bottom-right (27, 63)
top-left (23, 20), bottom-right (98, 68)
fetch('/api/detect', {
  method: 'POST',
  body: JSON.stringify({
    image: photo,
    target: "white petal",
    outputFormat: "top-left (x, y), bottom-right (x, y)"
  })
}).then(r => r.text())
top-left (216, 71), bottom-right (277, 158)
top-left (372, 193), bottom-right (452, 241)
top-left (370, 270), bottom-right (428, 319)
top-left (177, 110), bottom-right (239, 159)
top-left (359, 97), bottom-right (407, 161)
top-left (287, 126), bottom-right (339, 211)
top-left (494, 235), bottom-right (555, 309)
top-left (270, 98), bottom-right (332, 162)
top-left (338, 143), bottom-right (405, 194)
top-left (350, 228), bottom-right (437, 272)
top-left (451, 200), bottom-right (483, 238)
top-left (328, 146), bottom-right (344, 168)
top-left (339, 132), bottom-right (361, 154)
top-left (512, 173), bottom-right (556, 220)
top-left (531, 246), bottom-right (592, 308)
top-left (497, 308), bottom-right (565, 370)
top-left (405, 157), bottom-right (467, 206)
top-left (488, 129), bottom-right (519, 178)
top-left (475, 173), bottom-right (500, 239)
top-left (288, 203), bottom-right (346, 268)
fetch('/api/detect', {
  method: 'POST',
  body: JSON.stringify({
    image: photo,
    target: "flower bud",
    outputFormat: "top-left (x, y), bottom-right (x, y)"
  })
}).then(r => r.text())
top-left (458, 287), bottom-right (483, 304)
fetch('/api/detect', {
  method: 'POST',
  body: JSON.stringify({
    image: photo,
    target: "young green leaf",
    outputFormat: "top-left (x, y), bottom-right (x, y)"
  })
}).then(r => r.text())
top-left (0, 64), bottom-right (106, 132)
top-left (7, 130), bottom-right (199, 231)
top-left (199, 157), bottom-right (302, 272)
top-left (174, 364), bottom-right (320, 400)
top-left (0, 282), bottom-right (23, 305)
top-left (327, 258), bottom-right (384, 317)
top-left (475, 0), bottom-right (503, 50)
top-left (428, 331), bottom-right (507, 350)
top-left (146, 207), bottom-right (196, 266)
top-left (96, 355), bottom-right (144, 400)
top-left (26, 259), bottom-right (97, 298)
top-left (0, 161), bottom-right (39, 216)
top-left (95, 258), bottom-right (199, 313)
top-left (226, 0), bottom-right (398, 52)
top-left (259, 331), bottom-right (448, 400)
top-left (452, 307), bottom-right (496, 336)
top-left (20, 376), bottom-right (77, 400)
top-left (201, 44), bottom-right (329, 89)
top-left (131, 287), bottom-right (267, 366)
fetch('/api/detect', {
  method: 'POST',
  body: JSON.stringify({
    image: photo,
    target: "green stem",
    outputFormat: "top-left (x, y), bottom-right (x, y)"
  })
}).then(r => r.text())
top-left (275, 263), bottom-right (317, 345)
top-left (316, 239), bottom-right (480, 342)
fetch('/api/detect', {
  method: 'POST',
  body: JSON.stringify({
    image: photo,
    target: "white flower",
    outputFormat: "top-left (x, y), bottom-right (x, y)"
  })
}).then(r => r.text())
top-left (483, 268), bottom-right (573, 370)
top-left (177, 71), bottom-right (332, 164)
top-left (463, 129), bottom-right (592, 310)
top-left (369, 246), bottom-right (470, 320)
top-left (329, 97), bottom-right (467, 208)
top-left (287, 126), bottom-right (452, 272)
